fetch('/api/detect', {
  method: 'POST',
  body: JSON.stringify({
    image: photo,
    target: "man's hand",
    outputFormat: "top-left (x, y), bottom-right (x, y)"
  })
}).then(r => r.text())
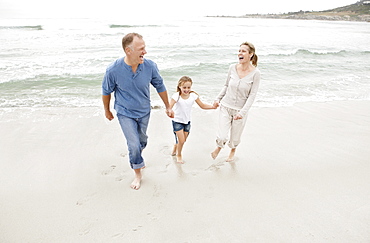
top-left (102, 95), bottom-right (113, 120)
top-left (105, 110), bottom-right (114, 121)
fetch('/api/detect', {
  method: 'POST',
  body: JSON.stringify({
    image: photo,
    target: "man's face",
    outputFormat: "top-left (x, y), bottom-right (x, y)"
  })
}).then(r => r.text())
top-left (128, 37), bottom-right (147, 65)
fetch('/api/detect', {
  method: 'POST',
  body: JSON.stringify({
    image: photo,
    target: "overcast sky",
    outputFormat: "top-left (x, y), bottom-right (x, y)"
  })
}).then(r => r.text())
top-left (0, 0), bottom-right (357, 19)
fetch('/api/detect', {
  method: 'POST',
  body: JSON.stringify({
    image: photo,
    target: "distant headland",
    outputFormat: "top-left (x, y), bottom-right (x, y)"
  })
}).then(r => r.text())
top-left (208, 0), bottom-right (370, 22)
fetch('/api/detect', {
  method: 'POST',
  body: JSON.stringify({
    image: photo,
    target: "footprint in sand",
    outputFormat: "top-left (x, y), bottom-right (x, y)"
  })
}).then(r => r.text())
top-left (147, 212), bottom-right (158, 221)
top-left (131, 225), bottom-right (143, 232)
top-left (115, 175), bottom-right (125, 181)
top-left (206, 162), bottom-right (225, 171)
top-left (159, 145), bottom-right (171, 155)
top-left (79, 224), bottom-right (92, 235)
top-left (101, 165), bottom-right (116, 175)
top-left (76, 193), bottom-right (97, 206)
top-left (120, 152), bottom-right (127, 157)
top-left (152, 184), bottom-right (162, 197)
top-left (112, 233), bottom-right (125, 238)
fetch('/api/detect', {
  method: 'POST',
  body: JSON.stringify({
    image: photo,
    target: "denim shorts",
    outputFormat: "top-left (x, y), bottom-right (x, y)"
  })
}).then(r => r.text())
top-left (172, 121), bottom-right (191, 143)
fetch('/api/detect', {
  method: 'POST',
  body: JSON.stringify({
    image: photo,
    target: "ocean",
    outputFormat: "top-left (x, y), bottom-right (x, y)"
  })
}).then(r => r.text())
top-left (1, 16), bottom-right (369, 115)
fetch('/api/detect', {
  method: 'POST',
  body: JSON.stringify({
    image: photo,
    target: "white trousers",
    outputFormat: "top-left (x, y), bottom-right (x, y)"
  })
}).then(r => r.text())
top-left (216, 105), bottom-right (248, 149)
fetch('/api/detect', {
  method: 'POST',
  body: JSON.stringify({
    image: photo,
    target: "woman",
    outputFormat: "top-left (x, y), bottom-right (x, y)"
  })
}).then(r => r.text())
top-left (211, 41), bottom-right (261, 162)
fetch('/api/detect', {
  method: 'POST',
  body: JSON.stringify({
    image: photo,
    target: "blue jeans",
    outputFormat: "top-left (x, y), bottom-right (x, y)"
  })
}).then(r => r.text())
top-left (117, 113), bottom-right (150, 169)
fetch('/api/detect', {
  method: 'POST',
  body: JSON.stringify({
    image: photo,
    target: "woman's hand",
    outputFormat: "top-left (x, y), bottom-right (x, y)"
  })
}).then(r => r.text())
top-left (233, 114), bottom-right (243, 120)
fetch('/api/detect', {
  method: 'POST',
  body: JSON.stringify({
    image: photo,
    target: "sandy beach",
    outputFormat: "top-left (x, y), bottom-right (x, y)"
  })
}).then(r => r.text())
top-left (0, 100), bottom-right (369, 242)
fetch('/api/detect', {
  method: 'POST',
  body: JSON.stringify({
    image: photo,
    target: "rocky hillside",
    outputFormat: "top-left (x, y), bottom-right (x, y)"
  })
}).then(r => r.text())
top-left (212, 1), bottom-right (370, 22)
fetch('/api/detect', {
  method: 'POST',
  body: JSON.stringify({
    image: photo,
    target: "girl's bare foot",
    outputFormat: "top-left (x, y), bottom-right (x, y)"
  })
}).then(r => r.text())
top-left (211, 147), bottom-right (221, 159)
top-left (131, 168), bottom-right (142, 190)
top-left (176, 155), bottom-right (184, 164)
top-left (226, 148), bottom-right (236, 162)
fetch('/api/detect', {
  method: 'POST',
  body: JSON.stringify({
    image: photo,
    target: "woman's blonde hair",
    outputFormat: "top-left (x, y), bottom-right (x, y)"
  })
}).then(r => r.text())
top-left (241, 41), bottom-right (258, 67)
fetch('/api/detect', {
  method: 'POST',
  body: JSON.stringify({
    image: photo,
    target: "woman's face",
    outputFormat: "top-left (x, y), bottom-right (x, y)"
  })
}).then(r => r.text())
top-left (179, 81), bottom-right (192, 95)
top-left (238, 45), bottom-right (253, 64)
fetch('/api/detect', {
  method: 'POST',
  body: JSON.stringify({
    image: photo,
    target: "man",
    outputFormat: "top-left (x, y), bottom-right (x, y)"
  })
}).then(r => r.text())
top-left (102, 33), bottom-right (174, 190)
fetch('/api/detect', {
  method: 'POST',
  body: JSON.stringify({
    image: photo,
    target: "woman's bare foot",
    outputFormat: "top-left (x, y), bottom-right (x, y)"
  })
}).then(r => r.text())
top-left (176, 155), bottom-right (184, 164)
top-left (171, 144), bottom-right (177, 156)
top-left (131, 168), bottom-right (142, 190)
top-left (211, 147), bottom-right (221, 159)
top-left (226, 148), bottom-right (236, 162)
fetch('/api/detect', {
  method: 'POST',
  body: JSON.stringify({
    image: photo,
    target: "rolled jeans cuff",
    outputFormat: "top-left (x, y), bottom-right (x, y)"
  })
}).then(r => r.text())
top-left (131, 161), bottom-right (145, 170)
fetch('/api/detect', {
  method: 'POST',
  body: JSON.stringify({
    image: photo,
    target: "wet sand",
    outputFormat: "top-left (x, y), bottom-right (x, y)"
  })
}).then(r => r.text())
top-left (0, 101), bottom-right (369, 242)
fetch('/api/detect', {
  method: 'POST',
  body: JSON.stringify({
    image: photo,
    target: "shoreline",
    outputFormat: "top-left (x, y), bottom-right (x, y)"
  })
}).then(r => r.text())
top-left (1, 100), bottom-right (369, 242)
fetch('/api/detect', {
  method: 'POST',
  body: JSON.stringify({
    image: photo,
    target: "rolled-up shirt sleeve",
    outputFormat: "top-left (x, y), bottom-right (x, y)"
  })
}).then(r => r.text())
top-left (150, 63), bottom-right (166, 93)
top-left (102, 69), bottom-right (116, 96)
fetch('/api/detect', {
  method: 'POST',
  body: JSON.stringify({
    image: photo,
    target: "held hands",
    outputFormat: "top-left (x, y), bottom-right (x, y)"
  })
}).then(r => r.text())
top-left (166, 108), bottom-right (174, 118)
top-left (212, 101), bottom-right (220, 109)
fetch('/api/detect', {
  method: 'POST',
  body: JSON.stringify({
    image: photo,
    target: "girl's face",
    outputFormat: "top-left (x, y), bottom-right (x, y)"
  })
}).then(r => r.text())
top-left (238, 44), bottom-right (253, 64)
top-left (179, 81), bottom-right (192, 95)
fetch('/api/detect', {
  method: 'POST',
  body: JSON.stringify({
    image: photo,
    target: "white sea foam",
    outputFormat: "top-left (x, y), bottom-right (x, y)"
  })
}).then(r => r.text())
top-left (0, 17), bottom-right (369, 112)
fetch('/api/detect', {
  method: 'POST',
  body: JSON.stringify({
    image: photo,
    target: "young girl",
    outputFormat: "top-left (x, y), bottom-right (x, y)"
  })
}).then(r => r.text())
top-left (170, 76), bottom-right (217, 163)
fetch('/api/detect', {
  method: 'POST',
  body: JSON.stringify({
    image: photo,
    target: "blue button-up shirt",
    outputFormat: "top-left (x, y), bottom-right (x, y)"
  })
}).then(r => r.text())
top-left (102, 57), bottom-right (167, 118)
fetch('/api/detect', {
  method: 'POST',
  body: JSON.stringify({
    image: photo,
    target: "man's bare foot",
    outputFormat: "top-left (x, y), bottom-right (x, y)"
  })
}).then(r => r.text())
top-left (176, 155), bottom-right (184, 164)
top-left (226, 148), bottom-right (236, 162)
top-left (130, 178), bottom-right (141, 190)
top-left (171, 144), bottom-right (177, 156)
top-left (211, 147), bottom-right (221, 159)
top-left (131, 168), bottom-right (142, 190)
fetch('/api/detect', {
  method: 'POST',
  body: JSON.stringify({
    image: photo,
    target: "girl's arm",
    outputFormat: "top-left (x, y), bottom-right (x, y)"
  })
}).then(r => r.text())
top-left (169, 98), bottom-right (176, 109)
top-left (195, 98), bottom-right (217, 110)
